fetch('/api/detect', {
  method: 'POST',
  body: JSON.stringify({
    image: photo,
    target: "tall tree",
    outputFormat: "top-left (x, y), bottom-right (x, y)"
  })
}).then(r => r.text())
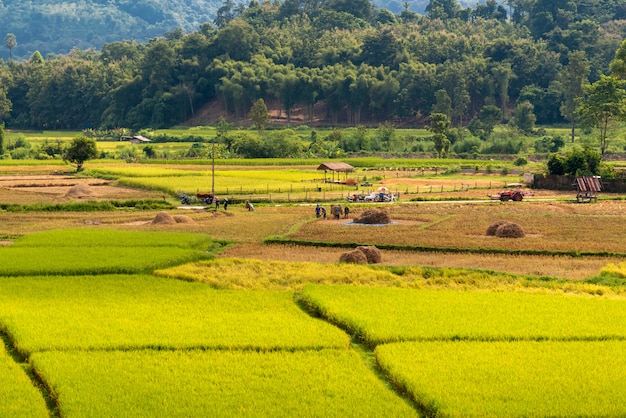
top-left (558, 51), bottom-right (590, 142)
top-left (4, 33), bottom-right (16, 60)
top-left (428, 112), bottom-right (451, 158)
top-left (249, 98), bottom-right (269, 134)
top-left (576, 75), bottom-right (626, 157)
top-left (0, 123), bottom-right (5, 157)
top-left (491, 63), bottom-right (515, 119)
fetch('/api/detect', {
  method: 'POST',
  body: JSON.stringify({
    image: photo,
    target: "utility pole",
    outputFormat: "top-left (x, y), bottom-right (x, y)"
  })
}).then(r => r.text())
top-left (211, 137), bottom-right (215, 197)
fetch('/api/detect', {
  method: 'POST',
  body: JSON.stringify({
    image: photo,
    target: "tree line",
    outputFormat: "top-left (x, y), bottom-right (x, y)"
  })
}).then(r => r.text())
top-left (0, 0), bottom-right (625, 139)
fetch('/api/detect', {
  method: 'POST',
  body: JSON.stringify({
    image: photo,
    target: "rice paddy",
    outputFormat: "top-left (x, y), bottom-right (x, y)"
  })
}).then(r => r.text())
top-left (1, 159), bottom-right (626, 416)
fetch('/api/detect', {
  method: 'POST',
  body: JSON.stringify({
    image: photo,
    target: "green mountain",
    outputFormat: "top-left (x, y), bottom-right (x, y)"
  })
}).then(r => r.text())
top-left (0, 0), bottom-right (220, 60)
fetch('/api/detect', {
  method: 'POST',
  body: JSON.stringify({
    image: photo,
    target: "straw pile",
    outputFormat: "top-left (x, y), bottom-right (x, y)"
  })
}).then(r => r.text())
top-left (356, 246), bottom-right (382, 264)
top-left (353, 208), bottom-right (391, 225)
top-left (339, 249), bottom-right (368, 264)
top-left (64, 183), bottom-right (94, 199)
top-left (487, 221), bottom-right (525, 238)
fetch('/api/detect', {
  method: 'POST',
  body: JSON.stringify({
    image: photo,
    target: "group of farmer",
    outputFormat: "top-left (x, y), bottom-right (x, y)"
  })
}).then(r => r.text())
top-left (203, 194), bottom-right (229, 210)
top-left (316, 203), bottom-right (349, 220)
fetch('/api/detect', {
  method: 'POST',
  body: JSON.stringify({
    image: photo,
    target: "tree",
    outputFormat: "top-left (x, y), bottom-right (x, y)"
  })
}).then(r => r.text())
top-left (491, 63), bottom-right (515, 119)
top-left (558, 51), bottom-right (590, 142)
top-left (426, 0), bottom-right (461, 19)
top-left (0, 123), bottom-right (5, 157)
top-left (4, 33), bottom-right (16, 60)
top-left (63, 136), bottom-right (97, 172)
top-left (576, 75), bottom-right (626, 156)
top-left (249, 98), bottom-right (269, 134)
top-left (511, 100), bottom-right (537, 134)
top-left (428, 113), bottom-right (451, 158)
top-left (432, 89), bottom-right (452, 119)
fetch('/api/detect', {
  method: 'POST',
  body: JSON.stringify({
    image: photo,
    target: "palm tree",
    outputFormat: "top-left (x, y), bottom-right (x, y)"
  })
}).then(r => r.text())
top-left (4, 33), bottom-right (16, 60)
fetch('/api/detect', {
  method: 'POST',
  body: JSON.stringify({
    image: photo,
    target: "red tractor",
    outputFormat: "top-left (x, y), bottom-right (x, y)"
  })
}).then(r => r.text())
top-left (496, 190), bottom-right (524, 201)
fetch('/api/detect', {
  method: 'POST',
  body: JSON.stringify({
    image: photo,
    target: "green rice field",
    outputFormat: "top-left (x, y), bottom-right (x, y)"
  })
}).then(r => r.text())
top-left (376, 340), bottom-right (626, 416)
top-left (31, 349), bottom-right (415, 417)
top-left (300, 285), bottom-right (626, 345)
top-left (0, 229), bottom-right (215, 276)
top-left (1, 164), bottom-right (626, 416)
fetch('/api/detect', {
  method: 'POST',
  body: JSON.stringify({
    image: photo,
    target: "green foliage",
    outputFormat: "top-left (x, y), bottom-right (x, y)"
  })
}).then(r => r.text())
top-left (63, 136), bottom-right (97, 171)
top-left (576, 75), bottom-right (626, 156)
top-left (534, 135), bottom-right (565, 153)
top-left (249, 98), bottom-right (269, 134)
top-left (511, 100), bottom-right (537, 134)
top-left (548, 147), bottom-right (602, 175)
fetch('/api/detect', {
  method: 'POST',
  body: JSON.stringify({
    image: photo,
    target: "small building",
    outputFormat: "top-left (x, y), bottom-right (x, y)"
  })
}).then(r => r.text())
top-left (317, 162), bottom-right (354, 183)
top-left (121, 135), bottom-right (152, 144)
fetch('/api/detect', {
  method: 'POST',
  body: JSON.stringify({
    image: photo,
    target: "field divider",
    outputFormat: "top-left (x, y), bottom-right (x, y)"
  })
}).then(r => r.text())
top-left (264, 237), bottom-right (626, 258)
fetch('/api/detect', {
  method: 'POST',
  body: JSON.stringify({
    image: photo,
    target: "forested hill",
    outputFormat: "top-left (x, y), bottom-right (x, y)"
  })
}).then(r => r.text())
top-left (3, 0), bottom-right (626, 133)
top-left (0, 0), bottom-right (486, 60)
top-left (0, 0), bottom-right (221, 60)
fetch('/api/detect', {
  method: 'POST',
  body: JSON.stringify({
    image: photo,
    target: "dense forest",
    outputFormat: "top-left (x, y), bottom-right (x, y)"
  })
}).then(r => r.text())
top-left (0, 0), bottom-right (486, 60)
top-left (1, 0), bottom-right (626, 137)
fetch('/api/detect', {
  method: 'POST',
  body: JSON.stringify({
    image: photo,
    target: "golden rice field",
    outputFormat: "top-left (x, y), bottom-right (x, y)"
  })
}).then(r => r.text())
top-left (2, 161), bottom-right (626, 417)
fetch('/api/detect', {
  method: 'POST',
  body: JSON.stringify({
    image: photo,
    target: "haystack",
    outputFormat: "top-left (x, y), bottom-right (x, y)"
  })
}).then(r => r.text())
top-left (356, 245), bottom-right (382, 264)
top-left (353, 208), bottom-right (391, 225)
top-left (495, 222), bottom-right (525, 238)
top-left (151, 212), bottom-right (177, 225)
top-left (339, 249), bottom-right (368, 264)
top-left (486, 220), bottom-right (510, 236)
top-left (64, 183), bottom-right (94, 199)
top-left (173, 215), bottom-right (196, 224)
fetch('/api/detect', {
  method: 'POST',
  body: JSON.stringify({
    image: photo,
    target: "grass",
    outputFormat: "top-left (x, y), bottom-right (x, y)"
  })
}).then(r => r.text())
top-left (31, 348), bottom-right (415, 417)
top-left (376, 340), bottom-right (626, 417)
top-left (299, 285), bottom-right (626, 346)
top-left (0, 275), bottom-right (349, 357)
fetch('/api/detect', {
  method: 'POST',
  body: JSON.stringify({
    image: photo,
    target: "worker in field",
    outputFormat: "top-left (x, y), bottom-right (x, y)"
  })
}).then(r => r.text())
top-left (245, 200), bottom-right (254, 211)
top-left (321, 207), bottom-right (326, 219)
top-left (334, 204), bottom-right (342, 220)
top-left (344, 205), bottom-right (350, 219)
top-left (223, 198), bottom-right (229, 210)
top-left (215, 197), bottom-right (220, 209)
top-left (315, 204), bottom-right (321, 218)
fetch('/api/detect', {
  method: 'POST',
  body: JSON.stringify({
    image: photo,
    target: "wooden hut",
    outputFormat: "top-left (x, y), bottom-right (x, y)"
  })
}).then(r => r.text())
top-left (317, 162), bottom-right (354, 183)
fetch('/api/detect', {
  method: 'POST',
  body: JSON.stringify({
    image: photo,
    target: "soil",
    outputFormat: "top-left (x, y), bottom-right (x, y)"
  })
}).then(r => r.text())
top-left (0, 174), bottom-right (163, 203)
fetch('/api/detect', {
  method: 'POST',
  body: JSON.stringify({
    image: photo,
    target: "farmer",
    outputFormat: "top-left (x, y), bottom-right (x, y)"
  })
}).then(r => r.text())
top-left (344, 205), bottom-right (350, 219)
top-left (223, 198), bottom-right (229, 210)
top-left (215, 197), bottom-right (220, 209)
top-left (334, 205), bottom-right (342, 220)
top-left (321, 207), bottom-right (326, 219)
top-left (315, 204), bottom-right (321, 218)
top-left (245, 200), bottom-right (254, 211)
